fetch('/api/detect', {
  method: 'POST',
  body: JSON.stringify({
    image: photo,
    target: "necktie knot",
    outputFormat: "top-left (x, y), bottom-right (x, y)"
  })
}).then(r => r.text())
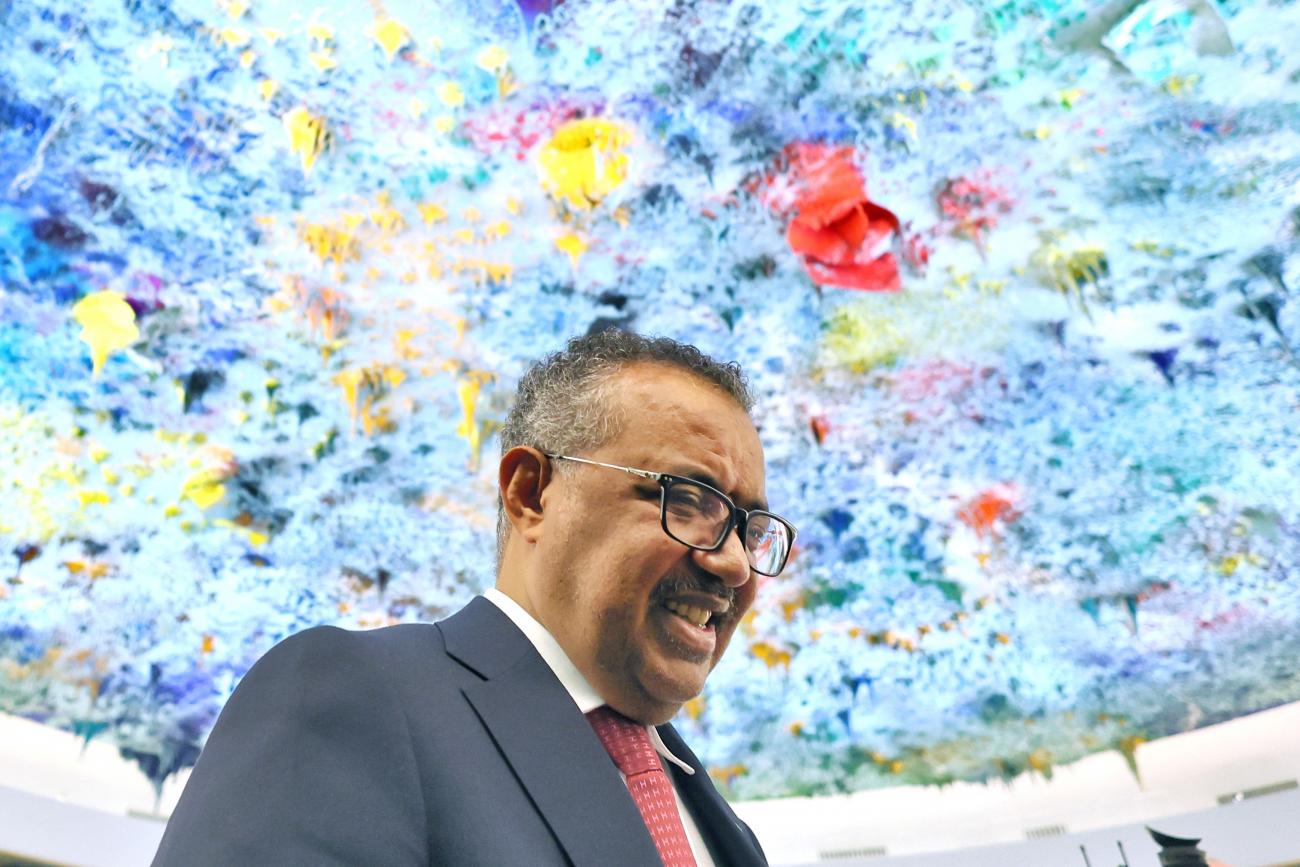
top-left (585, 705), bottom-right (662, 777)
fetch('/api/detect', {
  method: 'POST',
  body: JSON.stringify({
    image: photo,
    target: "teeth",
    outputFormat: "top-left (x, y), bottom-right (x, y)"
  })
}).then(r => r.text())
top-left (664, 601), bottom-right (711, 627)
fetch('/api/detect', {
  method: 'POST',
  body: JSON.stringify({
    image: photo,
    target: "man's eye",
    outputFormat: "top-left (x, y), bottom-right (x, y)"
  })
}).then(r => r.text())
top-left (667, 488), bottom-right (703, 507)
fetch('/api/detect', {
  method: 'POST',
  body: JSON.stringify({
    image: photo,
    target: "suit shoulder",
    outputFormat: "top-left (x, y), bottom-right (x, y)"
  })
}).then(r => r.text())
top-left (348, 621), bottom-right (447, 660)
top-left (245, 621), bottom-right (445, 684)
top-left (265, 620), bottom-right (442, 651)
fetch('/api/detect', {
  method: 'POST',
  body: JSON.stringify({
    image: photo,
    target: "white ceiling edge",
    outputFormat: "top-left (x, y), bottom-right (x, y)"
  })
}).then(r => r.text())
top-left (733, 700), bottom-right (1300, 864)
top-left (0, 700), bottom-right (1298, 865)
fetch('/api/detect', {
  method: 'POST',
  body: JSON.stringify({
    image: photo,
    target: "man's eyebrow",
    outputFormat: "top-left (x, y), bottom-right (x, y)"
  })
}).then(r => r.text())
top-left (670, 465), bottom-right (769, 512)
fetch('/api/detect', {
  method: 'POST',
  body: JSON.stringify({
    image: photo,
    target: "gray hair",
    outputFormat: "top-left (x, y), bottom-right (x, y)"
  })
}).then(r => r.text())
top-left (495, 330), bottom-right (753, 564)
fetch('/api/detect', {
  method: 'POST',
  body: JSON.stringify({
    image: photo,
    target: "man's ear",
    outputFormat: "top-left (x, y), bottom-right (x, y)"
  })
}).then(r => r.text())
top-left (499, 446), bottom-right (552, 544)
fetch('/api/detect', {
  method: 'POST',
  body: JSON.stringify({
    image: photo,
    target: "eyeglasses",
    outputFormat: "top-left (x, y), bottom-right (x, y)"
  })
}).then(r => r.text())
top-left (543, 453), bottom-right (797, 577)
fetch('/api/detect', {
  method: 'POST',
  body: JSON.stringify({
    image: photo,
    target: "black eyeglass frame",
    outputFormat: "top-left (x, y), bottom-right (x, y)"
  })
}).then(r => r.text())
top-left (542, 452), bottom-right (797, 577)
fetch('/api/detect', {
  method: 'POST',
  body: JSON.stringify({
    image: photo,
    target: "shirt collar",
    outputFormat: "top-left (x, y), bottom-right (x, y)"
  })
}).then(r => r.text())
top-left (481, 588), bottom-right (694, 775)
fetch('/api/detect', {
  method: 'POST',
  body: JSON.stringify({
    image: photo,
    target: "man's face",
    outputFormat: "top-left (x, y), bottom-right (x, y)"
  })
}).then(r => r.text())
top-left (531, 363), bottom-right (766, 724)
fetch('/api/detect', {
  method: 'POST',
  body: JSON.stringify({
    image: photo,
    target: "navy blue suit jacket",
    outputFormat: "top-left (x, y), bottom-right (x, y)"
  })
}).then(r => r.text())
top-left (152, 596), bottom-right (768, 866)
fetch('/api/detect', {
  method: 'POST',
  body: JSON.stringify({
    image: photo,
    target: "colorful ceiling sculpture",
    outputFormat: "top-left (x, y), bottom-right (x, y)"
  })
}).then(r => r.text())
top-left (1, 0), bottom-right (1298, 798)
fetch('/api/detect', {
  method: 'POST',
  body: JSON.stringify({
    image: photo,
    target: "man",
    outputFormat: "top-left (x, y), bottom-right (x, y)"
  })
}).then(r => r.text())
top-left (152, 331), bottom-right (796, 866)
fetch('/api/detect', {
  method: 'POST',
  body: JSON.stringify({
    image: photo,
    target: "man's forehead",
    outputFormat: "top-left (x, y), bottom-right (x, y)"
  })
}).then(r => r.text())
top-left (606, 363), bottom-right (766, 499)
top-left (610, 365), bottom-right (751, 431)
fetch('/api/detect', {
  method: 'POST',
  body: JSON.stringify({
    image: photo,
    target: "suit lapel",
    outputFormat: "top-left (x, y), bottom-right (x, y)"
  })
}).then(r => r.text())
top-left (658, 724), bottom-right (768, 867)
top-left (440, 599), bottom-right (662, 867)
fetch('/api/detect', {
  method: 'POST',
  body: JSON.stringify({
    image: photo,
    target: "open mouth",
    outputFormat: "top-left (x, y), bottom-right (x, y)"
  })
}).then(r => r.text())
top-left (663, 600), bottom-right (718, 629)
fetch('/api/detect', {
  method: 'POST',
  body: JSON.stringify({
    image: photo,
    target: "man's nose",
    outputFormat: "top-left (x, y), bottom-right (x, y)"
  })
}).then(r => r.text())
top-left (692, 526), bottom-right (752, 588)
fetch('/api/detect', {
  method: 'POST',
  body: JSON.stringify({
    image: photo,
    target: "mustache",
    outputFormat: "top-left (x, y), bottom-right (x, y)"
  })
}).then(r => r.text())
top-left (650, 571), bottom-right (736, 610)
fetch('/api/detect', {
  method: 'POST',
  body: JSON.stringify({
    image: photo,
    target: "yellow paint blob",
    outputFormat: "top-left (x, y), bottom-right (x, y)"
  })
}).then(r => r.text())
top-left (455, 377), bottom-right (483, 457)
top-left (554, 232), bottom-right (587, 268)
top-left (750, 641), bottom-right (792, 669)
top-left (538, 118), bottom-right (632, 209)
top-left (308, 51), bottom-right (338, 71)
top-left (418, 203), bottom-right (448, 224)
top-left (437, 81), bottom-right (465, 108)
top-left (476, 44), bottom-right (509, 72)
top-left (283, 107), bottom-right (329, 172)
top-left (71, 290), bottom-right (139, 377)
top-left (182, 469), bottom-right (227, 510)
top-left (219, 27), bottom-right (250, 48)
top-left (371, 18), bottom-right (411, 60)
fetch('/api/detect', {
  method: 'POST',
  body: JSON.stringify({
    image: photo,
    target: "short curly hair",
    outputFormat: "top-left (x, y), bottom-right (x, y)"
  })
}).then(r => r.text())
top-left (495, 330), bottom-right (753, 563)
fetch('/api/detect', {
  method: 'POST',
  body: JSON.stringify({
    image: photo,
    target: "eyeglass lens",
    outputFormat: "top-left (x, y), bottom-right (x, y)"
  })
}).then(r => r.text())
top-left (662, 480), bottom-right (791, 575)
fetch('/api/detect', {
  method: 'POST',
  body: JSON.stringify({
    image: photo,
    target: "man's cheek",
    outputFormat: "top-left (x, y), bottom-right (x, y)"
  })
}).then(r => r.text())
top-left (734, 584), bottom-right (759, 618)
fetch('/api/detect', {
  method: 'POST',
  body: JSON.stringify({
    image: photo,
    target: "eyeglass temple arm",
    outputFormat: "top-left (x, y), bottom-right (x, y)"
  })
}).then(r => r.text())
top-left (546, 453), bottom-right (662, 482)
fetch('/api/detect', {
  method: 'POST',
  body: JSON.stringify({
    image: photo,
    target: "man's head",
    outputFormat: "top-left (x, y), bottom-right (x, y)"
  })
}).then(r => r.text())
top-left (495, 331), bottom-right (769, 724)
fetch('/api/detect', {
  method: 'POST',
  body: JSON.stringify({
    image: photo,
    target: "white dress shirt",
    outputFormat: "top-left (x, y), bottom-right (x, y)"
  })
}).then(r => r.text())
top-left (483, 588), bottom-right (717, 866)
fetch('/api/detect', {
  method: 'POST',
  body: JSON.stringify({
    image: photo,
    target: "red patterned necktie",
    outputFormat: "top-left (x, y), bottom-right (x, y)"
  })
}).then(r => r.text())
top-left (586, 706), bottom-right (699, 867)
